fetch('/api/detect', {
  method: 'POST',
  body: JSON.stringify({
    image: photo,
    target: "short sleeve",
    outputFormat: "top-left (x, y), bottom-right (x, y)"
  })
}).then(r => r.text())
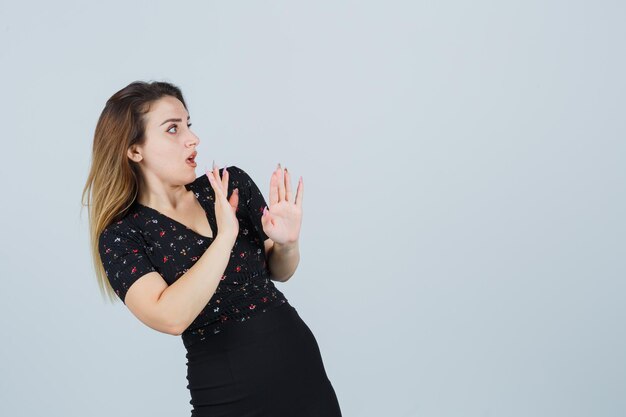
top-left (229, 165), bottom-right (270, 242)
top-left (98, 222), bottom-right (157, 304)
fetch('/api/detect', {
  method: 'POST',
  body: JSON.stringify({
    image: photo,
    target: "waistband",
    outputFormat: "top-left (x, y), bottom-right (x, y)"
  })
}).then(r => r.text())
top-left (183, 301), bottom-right (298, 355)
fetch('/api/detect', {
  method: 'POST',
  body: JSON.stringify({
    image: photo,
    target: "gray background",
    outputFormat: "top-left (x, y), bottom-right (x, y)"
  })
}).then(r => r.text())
top-left (0, 1), bottom-right (624, 416)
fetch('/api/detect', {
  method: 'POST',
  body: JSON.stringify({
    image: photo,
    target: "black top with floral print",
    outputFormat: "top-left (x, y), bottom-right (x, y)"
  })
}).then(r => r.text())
top-left (98, 165), bottom-right (290, 350)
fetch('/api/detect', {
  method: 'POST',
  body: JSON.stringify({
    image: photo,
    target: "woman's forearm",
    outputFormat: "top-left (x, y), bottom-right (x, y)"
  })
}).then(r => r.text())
top-left (157, 234), bottom-right (236, 334)
top-left (267, 240), bottom-right (300, 282)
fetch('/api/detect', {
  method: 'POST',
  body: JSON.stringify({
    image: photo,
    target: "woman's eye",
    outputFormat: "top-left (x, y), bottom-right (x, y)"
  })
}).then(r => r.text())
top-left (167, 123), bottom-right (192, 134)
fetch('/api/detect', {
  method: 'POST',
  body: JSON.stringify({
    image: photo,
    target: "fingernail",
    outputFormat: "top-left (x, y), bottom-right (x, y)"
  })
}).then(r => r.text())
top-left (285, 167), bottom-right (288, 174)
top-left (224, 164), bottom-right (228, 171)
top-left (234, 188), bottom-right (239, 194)
top-left (212, 159), bottom-right (216, 170)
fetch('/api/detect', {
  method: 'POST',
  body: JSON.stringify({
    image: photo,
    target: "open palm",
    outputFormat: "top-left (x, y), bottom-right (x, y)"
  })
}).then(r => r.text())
top-left (260, 164), bottom-right (303, 244)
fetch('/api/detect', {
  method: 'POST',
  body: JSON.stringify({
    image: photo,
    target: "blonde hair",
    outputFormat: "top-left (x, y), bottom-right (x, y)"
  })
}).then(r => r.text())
top-left (81, 80), bottom-right (188, 302)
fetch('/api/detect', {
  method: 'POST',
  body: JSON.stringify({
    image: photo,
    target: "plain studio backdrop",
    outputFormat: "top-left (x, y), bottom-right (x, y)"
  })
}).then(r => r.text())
top-left (0, 1), bottom-right (624, 416)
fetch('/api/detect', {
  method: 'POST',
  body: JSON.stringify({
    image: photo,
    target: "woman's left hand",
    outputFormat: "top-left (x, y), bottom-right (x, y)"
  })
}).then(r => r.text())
top-left (260, 164), bottom-right (303, 245)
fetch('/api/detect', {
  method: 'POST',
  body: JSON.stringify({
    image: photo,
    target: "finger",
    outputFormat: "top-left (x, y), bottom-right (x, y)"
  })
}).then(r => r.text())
top-left (206, 170), bottom-right (220, 197)
top-left (207, 167), bottom-right (225, 201)
top-left (222, 166), bottom-right (229, 192)
top-left (284, 167), bottom-right (292, 202)
top-left (294, 176), bottom-right (303, 207)
top-left (206, 169), bottom-right (218, 195)
top-left (214, 164), bottom-right (220, 184)
top-left (277, 163), bottom-right (285, 202)
top-left (215, 165), bottom-right (224, 193)
top-left (218, 167), bottom-right (229, 201)
top-left (269, 169), bottom-right (279, 206)
top-left (224, 168), bottom-right (234, 204)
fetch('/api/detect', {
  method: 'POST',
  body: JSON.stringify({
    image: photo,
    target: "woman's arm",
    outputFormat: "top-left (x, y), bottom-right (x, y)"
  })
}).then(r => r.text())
top-left (123, 233), bottom-right (236, 336)
top-left (266, 239), bottom-right (300, 282)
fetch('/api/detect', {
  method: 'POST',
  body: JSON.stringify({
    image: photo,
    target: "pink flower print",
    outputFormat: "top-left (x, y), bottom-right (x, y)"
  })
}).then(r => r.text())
top-left (235, 265), bottom-right (242, 272)
top-left (261, 296), bottom-right (268, 303)
top-left (249, 304), bottom-right (256, 310)
top-left (163, 256), bottom-right (168, 263)
top-left (131, 266), bottom-right (137, 274)
top-left (160, 231), bottom-right (166, 237)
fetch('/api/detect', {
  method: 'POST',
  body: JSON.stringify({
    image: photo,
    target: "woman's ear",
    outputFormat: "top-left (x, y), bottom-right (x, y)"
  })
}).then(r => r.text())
top-left (127, 145), bottom-right (143, 162)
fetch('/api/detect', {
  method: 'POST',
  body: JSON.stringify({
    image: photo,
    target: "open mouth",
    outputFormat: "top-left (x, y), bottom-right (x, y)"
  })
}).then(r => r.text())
top-left (186, 154), bottom-right (197, 167)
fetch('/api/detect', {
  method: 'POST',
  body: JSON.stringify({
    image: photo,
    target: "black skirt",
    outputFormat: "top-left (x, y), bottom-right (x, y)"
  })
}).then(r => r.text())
top-left (185, 302), bottom-right (343, 417)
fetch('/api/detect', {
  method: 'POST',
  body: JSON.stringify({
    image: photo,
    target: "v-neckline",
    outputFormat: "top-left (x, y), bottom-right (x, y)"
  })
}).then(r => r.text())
top-left (135, 182), bottom-right (216, 240)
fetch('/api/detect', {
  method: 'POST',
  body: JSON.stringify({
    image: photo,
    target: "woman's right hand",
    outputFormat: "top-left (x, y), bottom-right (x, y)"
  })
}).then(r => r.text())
top-left (206, 164), bottom-right (239, 241)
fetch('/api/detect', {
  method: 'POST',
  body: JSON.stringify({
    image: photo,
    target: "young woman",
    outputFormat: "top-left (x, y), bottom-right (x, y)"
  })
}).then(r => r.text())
top-left (82, 80), bottom-right (342, 417)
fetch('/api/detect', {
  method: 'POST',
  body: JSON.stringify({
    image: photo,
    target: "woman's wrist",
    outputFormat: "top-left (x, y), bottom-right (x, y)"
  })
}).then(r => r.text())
top-left (272, 240), bottom-right (299, 253)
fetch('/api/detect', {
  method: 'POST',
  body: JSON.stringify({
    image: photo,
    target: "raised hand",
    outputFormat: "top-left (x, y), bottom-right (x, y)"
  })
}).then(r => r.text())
top-left (206, 163), bottom-right (240, 240)
top-left (260, 163), bottom-right (303, 244)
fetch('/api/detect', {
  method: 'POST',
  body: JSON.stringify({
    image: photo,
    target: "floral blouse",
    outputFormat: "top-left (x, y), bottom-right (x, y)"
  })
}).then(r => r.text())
top-left (98, 165), bottom-right (289, 349)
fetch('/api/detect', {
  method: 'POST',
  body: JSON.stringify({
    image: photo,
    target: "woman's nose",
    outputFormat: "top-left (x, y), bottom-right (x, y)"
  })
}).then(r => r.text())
top-left (187, 133), bottom-right (200, 146)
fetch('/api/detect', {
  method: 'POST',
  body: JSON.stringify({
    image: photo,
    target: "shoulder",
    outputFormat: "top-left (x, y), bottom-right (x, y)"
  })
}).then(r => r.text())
top-left (98, 212), bottom-right (144, 250)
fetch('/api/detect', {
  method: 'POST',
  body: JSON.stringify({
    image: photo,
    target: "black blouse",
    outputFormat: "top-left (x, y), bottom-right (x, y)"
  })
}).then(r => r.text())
top-left (98, 165), bottom-right (290, 349)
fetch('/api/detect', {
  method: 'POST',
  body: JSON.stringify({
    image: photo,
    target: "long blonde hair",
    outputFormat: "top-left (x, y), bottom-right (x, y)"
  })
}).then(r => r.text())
top-left (81, 80), bottom-right (188, 303)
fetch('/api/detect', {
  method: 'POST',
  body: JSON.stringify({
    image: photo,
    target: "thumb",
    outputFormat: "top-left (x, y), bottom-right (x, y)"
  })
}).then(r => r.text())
top-left (261, 205), bottom-right (272, 229)
top-left (229, 188), bottom-right (240, 210)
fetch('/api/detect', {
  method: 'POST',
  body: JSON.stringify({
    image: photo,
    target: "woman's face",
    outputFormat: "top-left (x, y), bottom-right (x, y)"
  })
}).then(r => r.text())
top-left (128, 95), bottom-right (200, 187)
